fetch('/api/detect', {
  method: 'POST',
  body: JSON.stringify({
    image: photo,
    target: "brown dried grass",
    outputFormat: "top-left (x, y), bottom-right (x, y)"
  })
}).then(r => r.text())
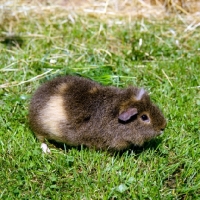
top-left (0, 0), bottom-right (200, 21)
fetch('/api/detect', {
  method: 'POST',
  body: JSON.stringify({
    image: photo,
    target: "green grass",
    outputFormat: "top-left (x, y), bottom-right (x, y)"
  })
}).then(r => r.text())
top-left (0, 8), bottom-right (200, 199)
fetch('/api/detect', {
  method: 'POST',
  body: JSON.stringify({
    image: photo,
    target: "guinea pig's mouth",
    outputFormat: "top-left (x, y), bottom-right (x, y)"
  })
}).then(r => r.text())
top-left (154, 127), bottom-right (165, 135)
top-left (159, 128), bottom-right (165, 135)
top-left (155, 130), bottom-right (164, 136)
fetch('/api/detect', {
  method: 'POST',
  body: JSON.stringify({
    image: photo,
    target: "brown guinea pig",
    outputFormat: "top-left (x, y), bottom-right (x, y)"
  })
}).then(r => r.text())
top-left (29, 75), bottom-right (167, 153)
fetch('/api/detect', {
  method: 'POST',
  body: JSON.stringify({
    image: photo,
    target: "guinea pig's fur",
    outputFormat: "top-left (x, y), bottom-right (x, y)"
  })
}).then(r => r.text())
top-left (29, 76), bottom-right (166, 153)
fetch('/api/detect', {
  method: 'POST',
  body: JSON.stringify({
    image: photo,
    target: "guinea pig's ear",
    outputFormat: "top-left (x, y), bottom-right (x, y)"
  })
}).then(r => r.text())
top-left (136, 88), bottom-right (146, 101)
top-left (118, 108), bottom-right (138, 122)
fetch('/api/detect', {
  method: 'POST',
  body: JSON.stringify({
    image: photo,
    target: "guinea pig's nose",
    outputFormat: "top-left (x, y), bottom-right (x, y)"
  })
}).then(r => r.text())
top-left (159, 128), bottom-right (165, 135)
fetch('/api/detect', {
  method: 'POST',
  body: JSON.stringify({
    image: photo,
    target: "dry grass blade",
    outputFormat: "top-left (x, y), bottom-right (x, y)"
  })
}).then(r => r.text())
top-left (0, 69), bottom-right (54, 88)
top-left (162, 69), bottom-right (173, 87)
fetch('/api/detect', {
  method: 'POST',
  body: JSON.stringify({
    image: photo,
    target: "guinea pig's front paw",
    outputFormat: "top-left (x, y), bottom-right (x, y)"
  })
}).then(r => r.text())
top-left (41, 143), bottom-right (51, 154)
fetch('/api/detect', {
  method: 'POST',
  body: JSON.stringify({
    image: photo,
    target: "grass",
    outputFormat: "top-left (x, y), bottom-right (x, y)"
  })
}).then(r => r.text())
top-left (0, 2), bottom-right (200, 199)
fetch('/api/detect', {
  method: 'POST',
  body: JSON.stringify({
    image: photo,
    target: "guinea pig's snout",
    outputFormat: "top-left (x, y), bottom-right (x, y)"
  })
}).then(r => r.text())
top-left (159, 129), bottom-right (164, 135)
top-left (159, 120), bottom-right (167, 134)
top-left (159, 126), bottom-right (166, 135)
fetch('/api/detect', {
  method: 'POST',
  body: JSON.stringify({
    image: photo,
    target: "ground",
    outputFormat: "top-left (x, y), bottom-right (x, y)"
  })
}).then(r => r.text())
top-left (0, 0), bottom-right (199, 199)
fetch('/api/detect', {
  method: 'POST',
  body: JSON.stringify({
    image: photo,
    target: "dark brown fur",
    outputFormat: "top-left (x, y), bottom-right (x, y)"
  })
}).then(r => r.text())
top-left (29, 76), bottom-right (166, 151)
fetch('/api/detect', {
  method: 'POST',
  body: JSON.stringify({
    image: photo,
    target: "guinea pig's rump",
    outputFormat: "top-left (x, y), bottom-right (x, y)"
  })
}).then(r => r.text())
top-left (36, 94), bottom-right (68, 141)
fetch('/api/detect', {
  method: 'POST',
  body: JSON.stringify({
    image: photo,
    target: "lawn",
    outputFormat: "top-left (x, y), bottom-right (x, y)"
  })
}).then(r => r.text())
top-left (0, 1), bottom-right (199, 199)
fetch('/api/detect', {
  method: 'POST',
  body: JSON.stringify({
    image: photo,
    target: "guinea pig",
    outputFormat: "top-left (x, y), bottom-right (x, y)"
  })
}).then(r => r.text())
top-left (29, 75), bottom-right (167, 153)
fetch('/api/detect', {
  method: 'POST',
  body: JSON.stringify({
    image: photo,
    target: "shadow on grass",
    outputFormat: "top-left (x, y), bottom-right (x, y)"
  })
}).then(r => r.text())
top-left (46, 137), bottom-right (163, 158)
top-left (1, 34), bottom-right (24, 49)
top-left (114, 137), bottom-right (164, 158)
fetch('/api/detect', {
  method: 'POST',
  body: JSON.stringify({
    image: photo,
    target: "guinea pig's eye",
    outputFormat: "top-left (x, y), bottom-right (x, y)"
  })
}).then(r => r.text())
top-left (141, 114), bottom-right (149, 122)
